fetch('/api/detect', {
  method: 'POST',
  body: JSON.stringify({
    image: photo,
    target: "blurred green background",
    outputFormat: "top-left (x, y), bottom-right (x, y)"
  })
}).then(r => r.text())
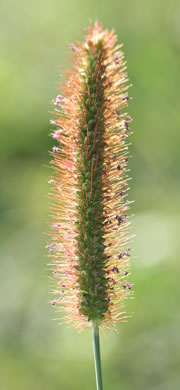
top-left (1, 0), bottom-right (180, 389)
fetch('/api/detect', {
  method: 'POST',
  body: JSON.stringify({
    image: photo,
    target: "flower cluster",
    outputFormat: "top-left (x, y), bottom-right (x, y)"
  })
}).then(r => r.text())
top-left (47, 21), bottom-right (133, 329)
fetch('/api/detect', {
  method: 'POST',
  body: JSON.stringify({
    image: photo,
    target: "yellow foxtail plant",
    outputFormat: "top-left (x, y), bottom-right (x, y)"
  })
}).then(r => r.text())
top-left (47, 21), bottom-right (133, 390)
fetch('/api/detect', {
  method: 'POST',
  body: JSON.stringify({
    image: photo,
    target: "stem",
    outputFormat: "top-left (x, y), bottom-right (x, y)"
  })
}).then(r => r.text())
top-left (92, 322), bottom-right (104, 390)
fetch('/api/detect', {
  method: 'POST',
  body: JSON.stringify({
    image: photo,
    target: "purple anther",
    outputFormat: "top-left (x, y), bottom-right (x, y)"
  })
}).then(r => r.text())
top-left (127, 283), bottom-right (132, 289)
top-left (121, 282), bottom-right (127, 289)
top-left (124, 121), bottom-right (129, 130)
top-left (122, 95), bottom-right (129, 101)
top-left (112, 266), bottom-right (120, 274)
top-left (124, 271), bottom-right (129, 276)
top-left (52, 130), bottom-right (61, 140)
top-left (69, 43), bottom-right (76, 51)
top-left (54, 101), bottom-right (62, 108)
top-left (56, 94), bottom-right (64, 100)
top-left (52, 146), bottom-right (59, 153)
top-left (116, 110), bottom-right (121, 115)
top-left (117, 164), bottom-right (121, 171)
top-left (124, 158), bottom-right (128, 162)
top-left (113, 54), bottom-right (119, 64)
top-left (51, 300), bottom-right (57, 306)
top-left (125, 115), bottom-right (133, 122)
top-left (118, 252), bottom-right (125, 259)
top-left (45, 244), bottom-right (50, 249)
top-left (116, 215), bottom-right (122, 226)
top-left (55, 223), bottom-right (61, 231)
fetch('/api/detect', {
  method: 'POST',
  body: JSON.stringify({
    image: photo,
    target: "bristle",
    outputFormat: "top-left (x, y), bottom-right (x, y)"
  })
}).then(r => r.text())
top-left (47, 21), bottom-right (133, 329)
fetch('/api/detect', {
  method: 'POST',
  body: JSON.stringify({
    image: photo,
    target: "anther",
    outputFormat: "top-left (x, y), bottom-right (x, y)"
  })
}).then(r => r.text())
top-left (122, 95), bottom-right (129, 101)
top-left (52, 146), bottom-right (59, 153)
top-left (69, 43), bottom-right (76, 51)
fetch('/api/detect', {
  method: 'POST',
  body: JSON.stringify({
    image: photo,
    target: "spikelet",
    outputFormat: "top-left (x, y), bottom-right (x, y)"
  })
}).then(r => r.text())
top-left (47, 21), bottom-right (133, 330)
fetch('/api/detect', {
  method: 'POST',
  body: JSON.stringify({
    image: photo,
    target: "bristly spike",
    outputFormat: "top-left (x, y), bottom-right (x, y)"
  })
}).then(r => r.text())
top-left (47, 22), bottom-right (133, 330)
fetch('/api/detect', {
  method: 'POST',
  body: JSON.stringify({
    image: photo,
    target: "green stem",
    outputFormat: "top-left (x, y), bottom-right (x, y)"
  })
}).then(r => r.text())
top-left (92, 322), bottom-right (104, 390)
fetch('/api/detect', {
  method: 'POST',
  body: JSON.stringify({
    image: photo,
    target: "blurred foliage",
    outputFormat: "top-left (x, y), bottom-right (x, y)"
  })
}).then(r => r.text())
top-left (0, 0), bottom-right (180, 389)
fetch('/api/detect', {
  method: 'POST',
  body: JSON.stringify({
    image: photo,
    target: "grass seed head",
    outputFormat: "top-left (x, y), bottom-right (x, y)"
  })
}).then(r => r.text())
top-left (47, 21), bottom-right (133, 330)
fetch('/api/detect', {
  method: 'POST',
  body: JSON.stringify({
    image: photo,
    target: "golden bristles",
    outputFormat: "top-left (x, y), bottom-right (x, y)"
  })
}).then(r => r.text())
top-left (47, 21), bottom-right (133, 330)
